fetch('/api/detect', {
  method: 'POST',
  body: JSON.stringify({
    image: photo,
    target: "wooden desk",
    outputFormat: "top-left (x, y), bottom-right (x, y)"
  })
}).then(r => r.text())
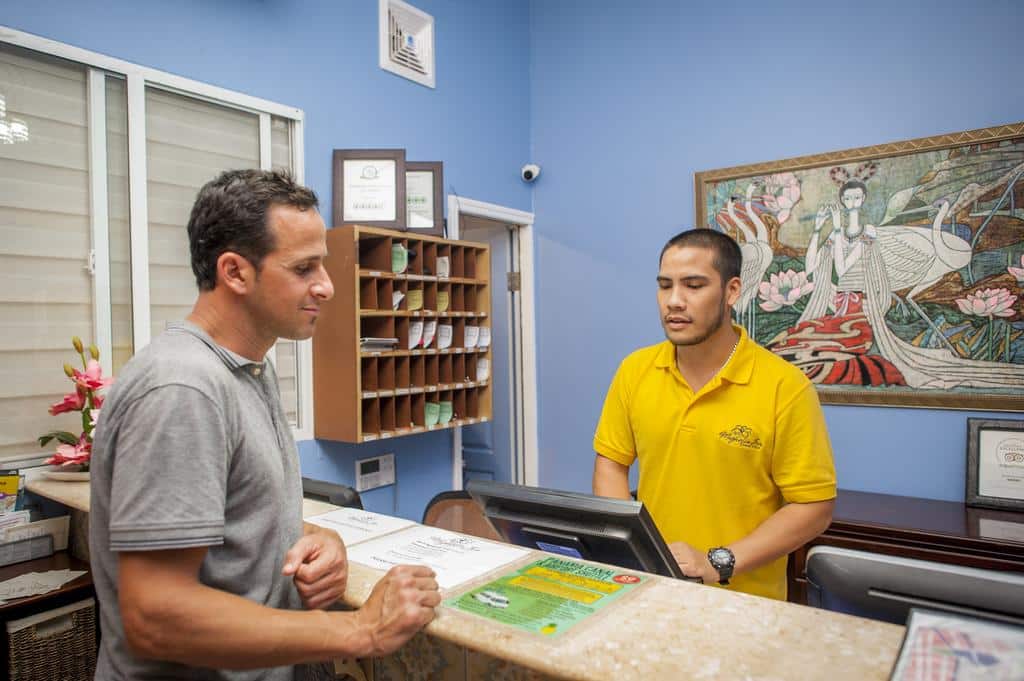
top-left (789, 489), bottom-right (1024, 605)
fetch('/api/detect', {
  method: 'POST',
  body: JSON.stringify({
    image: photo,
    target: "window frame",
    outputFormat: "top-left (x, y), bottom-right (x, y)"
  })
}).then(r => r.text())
top-left (1, 25), bottom-right (315, 445)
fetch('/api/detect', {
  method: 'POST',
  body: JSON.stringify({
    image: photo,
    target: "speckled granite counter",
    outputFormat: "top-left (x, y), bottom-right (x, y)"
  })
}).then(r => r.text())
top-left (26, 475), bottom-right (904, 680)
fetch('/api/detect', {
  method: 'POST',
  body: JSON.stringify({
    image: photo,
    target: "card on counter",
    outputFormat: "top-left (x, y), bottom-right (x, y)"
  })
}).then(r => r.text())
top-left (445, 556), bottom-right (647, 637)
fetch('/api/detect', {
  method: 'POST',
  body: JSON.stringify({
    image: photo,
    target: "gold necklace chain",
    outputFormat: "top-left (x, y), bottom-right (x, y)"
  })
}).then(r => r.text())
top-left (715, 336), bottom-right (741, 378)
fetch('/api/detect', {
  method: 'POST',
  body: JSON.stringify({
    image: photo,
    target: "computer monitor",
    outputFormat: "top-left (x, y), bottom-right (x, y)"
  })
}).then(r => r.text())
top-left (466, 480), bottom-right (687, 579)
top-left (806, 546), bottom-right (1024, 625)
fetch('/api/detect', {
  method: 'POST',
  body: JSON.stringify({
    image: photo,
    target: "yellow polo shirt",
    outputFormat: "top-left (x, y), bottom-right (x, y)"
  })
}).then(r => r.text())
top-left (593, 325), bottom-right (836, 600)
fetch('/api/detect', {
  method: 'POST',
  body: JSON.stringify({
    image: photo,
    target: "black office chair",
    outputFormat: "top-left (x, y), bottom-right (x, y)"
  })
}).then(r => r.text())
top-left (302, 477), bottom-right (363, 509)
top-left (421, 490), bottom-right (501, 542)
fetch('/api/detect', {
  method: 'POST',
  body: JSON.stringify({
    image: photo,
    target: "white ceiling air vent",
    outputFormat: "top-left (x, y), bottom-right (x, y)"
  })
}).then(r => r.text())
top-left (379, 0), bottom-right (435, 89)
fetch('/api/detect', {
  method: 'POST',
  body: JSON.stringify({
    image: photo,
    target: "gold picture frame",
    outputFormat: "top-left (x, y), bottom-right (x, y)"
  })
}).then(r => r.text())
top-left (694, 122), bottom-right (1024, 410)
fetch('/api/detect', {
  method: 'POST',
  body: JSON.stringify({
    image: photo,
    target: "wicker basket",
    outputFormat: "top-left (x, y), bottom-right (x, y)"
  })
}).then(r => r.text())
top-left (6, 597), bottom-right (96, 681)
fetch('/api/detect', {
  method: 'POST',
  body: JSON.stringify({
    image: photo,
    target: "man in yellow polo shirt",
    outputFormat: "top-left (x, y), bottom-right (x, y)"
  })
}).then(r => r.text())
top-left (592, 228), bottom-right (836, 600)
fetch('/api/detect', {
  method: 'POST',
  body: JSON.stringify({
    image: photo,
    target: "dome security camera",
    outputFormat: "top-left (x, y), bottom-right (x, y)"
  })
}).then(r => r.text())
top-left (521, 163), bottom-right (541, 182)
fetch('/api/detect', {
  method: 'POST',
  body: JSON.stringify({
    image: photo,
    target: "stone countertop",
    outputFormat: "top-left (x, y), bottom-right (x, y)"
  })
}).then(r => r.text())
top-left (341, 553), bottom-right (904, 681)
top-left (25, 468), bottom-right (90, 512)
top-left (27, 477), bottom-right (905, 680)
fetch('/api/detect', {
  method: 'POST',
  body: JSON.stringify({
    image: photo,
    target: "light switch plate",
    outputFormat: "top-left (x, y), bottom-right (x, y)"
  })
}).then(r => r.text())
top-left (355, 453), bottom-right (395, 492)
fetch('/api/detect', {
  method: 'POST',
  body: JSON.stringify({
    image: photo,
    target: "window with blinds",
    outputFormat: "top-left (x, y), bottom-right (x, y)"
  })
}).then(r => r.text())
top-left (0, 37), bottom-right (307, 463)
top-left (0, 45), bottom-right (94, 462)
top-left (145, 89), bottom-right (260, 340)
top-left (271, 115), bottom-right (300, 427)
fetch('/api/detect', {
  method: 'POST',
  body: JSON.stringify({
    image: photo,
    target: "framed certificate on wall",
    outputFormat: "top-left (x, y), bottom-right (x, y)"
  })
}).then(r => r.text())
top-left (405, 161), bottom-right (444, 236)
top-left (332, 149), bottom-right (406, 230)
top-left (967, 418), bottom-right (1024, 511)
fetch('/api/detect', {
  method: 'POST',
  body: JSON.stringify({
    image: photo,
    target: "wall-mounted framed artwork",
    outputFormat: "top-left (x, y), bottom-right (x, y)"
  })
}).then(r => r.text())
top-left (967, 418), bottom-right (1024, 511)
top-left (332, 148), bottom-right (406, 230)
top-left (694, 122), bottom-right (1024, 410)
top-left (405, 161), bottom-right (444, 236)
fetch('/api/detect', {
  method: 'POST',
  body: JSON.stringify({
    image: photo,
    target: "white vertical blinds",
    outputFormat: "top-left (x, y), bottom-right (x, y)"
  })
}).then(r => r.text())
top-left (106, 76), bottom-right (132, 375)
top-left (0, 37), bottom-right (307, 462)
top-left (271, 114), bottom-right (299, 427)
top-left (145, 88), bottom-right (260, 340)
top-left (0, 45), bottom-right (93, 461)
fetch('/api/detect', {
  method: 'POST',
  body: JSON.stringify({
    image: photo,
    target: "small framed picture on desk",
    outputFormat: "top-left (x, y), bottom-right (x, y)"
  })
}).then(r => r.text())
top-left (967, 418), bottom-right (1024, 511)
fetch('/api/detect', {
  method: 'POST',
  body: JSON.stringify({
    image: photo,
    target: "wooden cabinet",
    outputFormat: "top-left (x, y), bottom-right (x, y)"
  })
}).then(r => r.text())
top-left (313, 226), bottom-right (492, 443)
top-left (788, 489), bottom-right (1024, 605)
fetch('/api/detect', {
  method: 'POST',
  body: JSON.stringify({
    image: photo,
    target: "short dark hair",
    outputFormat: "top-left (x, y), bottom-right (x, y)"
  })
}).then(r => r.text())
top-left (659, 228), bottom-right (742, 283)
top-left (839, 179), bottom-right (868, 200)
top-left (187, 168), bottom-right (319, 291)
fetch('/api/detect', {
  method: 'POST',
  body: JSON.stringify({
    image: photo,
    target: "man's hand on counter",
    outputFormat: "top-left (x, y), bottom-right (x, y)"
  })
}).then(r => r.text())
top-left (283, 527), bottom-right (349, 610)
top-left (668, 541), bottom-right (717, 584)
top-left (355, 565), bottom-right (441, 656)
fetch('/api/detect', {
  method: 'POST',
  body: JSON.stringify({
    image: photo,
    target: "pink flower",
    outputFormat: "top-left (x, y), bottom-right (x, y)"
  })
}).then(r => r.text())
top-left (955, 288), bottom-right (1018, 318)
top-left (49, 388), bottom-right (85, 416)
top-left (72, 359), bottom-right (113, 392)
top-left (46, 435), bottom-right (92, 468)
top-left (758, 269), bottom-right (814, 311)
top-left (1008, 254), bottom-right (1024, 284)
top-left (760, 173), bottom-right (802, 225)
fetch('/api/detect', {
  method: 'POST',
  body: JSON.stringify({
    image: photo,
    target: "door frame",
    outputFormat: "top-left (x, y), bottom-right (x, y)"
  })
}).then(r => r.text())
top-left (446, 195), bottom-right (538, 488)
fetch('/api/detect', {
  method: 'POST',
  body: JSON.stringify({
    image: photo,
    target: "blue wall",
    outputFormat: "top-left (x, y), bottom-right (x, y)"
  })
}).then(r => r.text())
top-left (7, 0), bottom-right (1023, 517)
top-left (529, 0), bottom-right (1024, 502)
top-left (5, 0), bottom-right (532, 519)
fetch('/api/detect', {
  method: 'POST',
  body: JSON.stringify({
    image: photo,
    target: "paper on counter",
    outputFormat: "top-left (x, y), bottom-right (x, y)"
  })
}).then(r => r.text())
top-left (305, 507), bottom-right (414, 547)
top-left (478, 327), bottom-right (491, 348)
top-left (408, 320), bottom-right (424, 349)
top-left (392, 291), bottom-right (405, 310)
top-left (439, 401), bottom-right (454, 424)
top-left (437, 324), bottom-right (453, 350)
top-left (0, 569), bottom-right (86, 604)
top-left (437, 291), bottom-right (450, 313)
top-left (464, 325), bottom-right (479, 349)
top-left (346, 525), bottom-right (528, 590)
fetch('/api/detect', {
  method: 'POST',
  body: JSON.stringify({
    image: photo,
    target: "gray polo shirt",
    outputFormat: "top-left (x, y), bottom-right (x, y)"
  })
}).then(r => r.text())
top-left (89, 321), bottom-right (306, 680)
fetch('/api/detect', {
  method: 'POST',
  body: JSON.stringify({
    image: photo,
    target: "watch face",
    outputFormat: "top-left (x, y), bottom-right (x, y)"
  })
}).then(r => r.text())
top-left (710, 548), bottom-right (733, 567)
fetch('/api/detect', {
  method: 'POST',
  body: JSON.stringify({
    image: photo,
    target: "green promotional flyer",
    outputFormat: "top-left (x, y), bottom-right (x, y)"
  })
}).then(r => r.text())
top-left (445, 556), bottom-right (647, 637)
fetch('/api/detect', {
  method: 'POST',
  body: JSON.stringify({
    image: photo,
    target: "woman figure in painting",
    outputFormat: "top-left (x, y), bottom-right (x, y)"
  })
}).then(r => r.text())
top-left (769, 164), bottom-right (907, 386)
top-left (770, 163), bottom-right (1024, 389)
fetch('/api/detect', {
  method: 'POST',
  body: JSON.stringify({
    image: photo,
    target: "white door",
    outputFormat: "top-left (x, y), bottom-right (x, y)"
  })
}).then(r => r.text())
top-left (459, 215), bottom-right (522, 484)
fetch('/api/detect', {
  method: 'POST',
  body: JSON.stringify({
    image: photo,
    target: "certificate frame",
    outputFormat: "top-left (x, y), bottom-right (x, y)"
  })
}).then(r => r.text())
top-left (332, 149), bottom-right (406, 230)
top-left (405, 161), bottom-right (444, 236)
top-left (966, 417), bottom-right (1024, 511)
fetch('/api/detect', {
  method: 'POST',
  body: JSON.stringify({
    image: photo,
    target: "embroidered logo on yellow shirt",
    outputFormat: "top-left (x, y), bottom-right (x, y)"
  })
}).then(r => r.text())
top-left (718, 425), bottom-right (762, 449)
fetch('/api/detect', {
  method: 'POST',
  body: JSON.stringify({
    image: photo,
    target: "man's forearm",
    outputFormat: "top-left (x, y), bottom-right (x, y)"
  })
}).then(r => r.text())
top-left (123, 580), bottom-right (371, 669)
top-left (729, 499), bottom-right (834, 577)
top-left (592, 455), bottom-right (632, 499)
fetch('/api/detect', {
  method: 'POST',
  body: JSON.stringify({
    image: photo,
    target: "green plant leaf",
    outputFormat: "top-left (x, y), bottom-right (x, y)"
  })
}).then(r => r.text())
top-left (37, 430), bottom-right (79, 448)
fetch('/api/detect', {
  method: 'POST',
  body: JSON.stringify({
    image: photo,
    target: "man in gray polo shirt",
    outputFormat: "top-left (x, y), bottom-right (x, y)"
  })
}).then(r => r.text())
top-left (90, 169), bottom-right (440, 680)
